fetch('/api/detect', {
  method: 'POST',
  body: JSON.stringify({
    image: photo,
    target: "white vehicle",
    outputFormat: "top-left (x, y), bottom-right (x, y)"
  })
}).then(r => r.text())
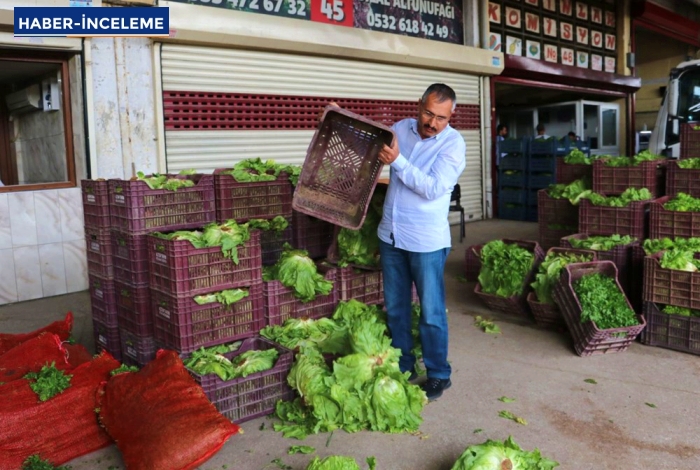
top-left (649, 59), bottom-right (700, 157)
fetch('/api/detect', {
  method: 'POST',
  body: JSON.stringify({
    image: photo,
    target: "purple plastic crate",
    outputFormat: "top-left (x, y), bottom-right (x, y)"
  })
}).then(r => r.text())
top-left (115, 280), bottom-right (153, 337)
top-left (119, 328), bottom-right (156, 367)
top-left (112, 230), bottom-right (149, 285)
top-left (93, 317), bottom-right (121, 361)
top-left (186, 336), bottom-right (295, 424)
top-left (292, 210), bottom-right (334, 260)
top-left (641, 302), bottom-right (700, 355)
top-left (81, 179), bottom-right (111, 230)
top-left (85, 228), bottom-right (113, 279)
top-left (264, 267), bottom-right (337, 326)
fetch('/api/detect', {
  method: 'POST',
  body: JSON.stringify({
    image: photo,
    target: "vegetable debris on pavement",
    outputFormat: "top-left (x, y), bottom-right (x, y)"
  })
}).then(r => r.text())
top-left (450, 436), bottom-right (558, 469)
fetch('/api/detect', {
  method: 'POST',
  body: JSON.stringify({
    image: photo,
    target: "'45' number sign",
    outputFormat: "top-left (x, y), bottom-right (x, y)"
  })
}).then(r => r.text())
top-left (312, 0), bottom-right (353, 26)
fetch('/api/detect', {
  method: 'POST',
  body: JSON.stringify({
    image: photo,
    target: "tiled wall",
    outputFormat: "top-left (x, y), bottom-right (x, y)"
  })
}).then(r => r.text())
top-left (0, 187), bottom-right (87, 305)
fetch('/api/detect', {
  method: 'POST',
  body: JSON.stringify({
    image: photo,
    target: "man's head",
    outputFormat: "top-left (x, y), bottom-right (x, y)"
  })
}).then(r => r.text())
top-left (417, 83), bottom-right (456, 139)
top-left (497, 124), bottom-right (508, 137)
top-left (536, 123), bottom-right (546, 135)
top-left (568, 131), bottom-right (577, 140)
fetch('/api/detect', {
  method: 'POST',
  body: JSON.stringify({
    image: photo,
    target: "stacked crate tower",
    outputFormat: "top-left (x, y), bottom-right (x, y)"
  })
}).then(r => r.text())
top-left (82, 180), bottom-right (121, 360)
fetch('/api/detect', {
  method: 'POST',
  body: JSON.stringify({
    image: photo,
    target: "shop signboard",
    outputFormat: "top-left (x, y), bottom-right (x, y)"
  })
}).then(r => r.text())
top-left (169, 0), bottom-right (464, 45)
top-left (488, 0), bottom-right (618, 73)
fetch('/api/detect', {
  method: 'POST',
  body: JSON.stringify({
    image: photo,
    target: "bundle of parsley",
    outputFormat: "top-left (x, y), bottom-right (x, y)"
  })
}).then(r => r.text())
top-left (573, 273), bottom-right (639, 329)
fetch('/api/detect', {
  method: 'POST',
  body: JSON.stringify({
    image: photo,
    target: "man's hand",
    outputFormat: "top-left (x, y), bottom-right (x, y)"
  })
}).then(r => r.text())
top-left (378, 139), bottom-right (400, 165)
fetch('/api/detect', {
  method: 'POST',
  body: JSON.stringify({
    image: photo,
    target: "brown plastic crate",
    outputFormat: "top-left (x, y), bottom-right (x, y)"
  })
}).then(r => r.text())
top-left (109, 174), bottom-right (215, 235)
top-left (147, 230), bottom-right (262, 297)
top-left (115, 280), bottom-right (153, 337)
top-left (644, 252), bottom-right (700, 309)
top-left (680, 122), bottom-right (700, 159)
top-left (555, 159), bottom-right (592, 185)
top-left (641, 302), bottom-right (700, 355)
top-left (474, 239), bottom-right (545, 318)
top-left (560, 233), bottom-right (638, 299)
top-left (81, 180), bottom-right (111, 230)
top-left (85, 227), bottom-right (113, 279)
top-left (292, 210), bottom-right (335, 260)
top-left (578, 198), bottom-right (649, 239)
top-left (537, 190), bottom-right (579, 249)
top-left (629, 245), bottom-right (646, 313)
top-left (111, 230), bottom-right (149, 286)
top-left (292, 107), bottom-right (394, 230)
top-left (553, 261), bottom-right (646, 356)
top-left (89, 274), bottom-right (117, 327)
top-left (649, 196), bottom-right (700, 239)
top-left (592, 159), bottom-right (666, 197)
top-left (264, 267), bottom-right (337, 326)
top-left (464, 244), bottom-right (482, 282)
top-left (260, 225), bottom-right (293, 266)
top-left (335, 266), bottom-right (384, 305)
top-left (153, 283), bottom-right (264, 355)
top-left (120, 328), bottom-right (156, 367)
top-left (214, 170), bottom-right (293, 223)
top-left (665, 160), bottom-right (700, 197)
top-left (187, 336), bottom-right (295, 424)
top-left (93, 317), bottom-right (121, 361)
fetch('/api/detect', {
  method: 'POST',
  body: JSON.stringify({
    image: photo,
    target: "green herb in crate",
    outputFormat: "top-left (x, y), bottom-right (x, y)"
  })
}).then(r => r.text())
top-left (478, 240), bottom-right (535, 298)
top-left (531, 252), bottom-right (593, 304)
top-left (663, 193), bottom-right (700, 212)
top-left (573, 273), bottom-right (638, 329)
top-left (568, 235), bottom-right (635, 251)
top-left (662, 305), bottom-right (700, 317)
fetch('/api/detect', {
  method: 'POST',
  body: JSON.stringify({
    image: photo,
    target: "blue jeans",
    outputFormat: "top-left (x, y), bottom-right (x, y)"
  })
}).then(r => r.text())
top-left (379, 239), bottom-right (451, 380)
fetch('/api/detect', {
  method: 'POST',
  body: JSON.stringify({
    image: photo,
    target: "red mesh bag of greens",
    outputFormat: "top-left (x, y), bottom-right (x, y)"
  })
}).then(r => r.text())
top-left (0, 333), bottom-right (71, 384)
top-left (0, 351), bottom-right (119, 470)
top-left (97, 349), bottom-right (241, 470)
top-left (0, 312), bottom-right (73, 356)
top-left (64, 343), bottom-right (94, 369)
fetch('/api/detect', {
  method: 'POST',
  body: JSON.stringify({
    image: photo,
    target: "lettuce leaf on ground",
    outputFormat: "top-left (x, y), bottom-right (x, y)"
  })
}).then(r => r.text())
top-left (450, 436), bottom-right (559, 470)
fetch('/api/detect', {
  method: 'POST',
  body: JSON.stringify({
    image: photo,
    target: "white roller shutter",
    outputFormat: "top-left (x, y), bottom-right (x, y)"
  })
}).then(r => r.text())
top-left (160, 43), bottom-right (483, 221)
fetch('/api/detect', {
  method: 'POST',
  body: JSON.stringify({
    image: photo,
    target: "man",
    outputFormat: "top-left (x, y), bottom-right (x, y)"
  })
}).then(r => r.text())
top-left (496, 124), bottom-right (508, 166)
top-left (567, 131), bottom-right (578, 141)
top-left (376, 83), bottom-right (466, 401)
top-left (535, 123), bottom-right (549, 139)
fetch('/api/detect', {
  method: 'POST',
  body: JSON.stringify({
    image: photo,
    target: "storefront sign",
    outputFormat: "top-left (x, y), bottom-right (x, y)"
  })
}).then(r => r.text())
top-left (488, 0), bottom-right (618, 73)
top-left (169, 0), bottom-right (464, 44)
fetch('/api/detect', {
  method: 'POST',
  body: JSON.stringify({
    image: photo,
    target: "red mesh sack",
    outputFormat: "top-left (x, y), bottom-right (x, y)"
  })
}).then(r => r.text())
top-left (97, 349), bottom-right (241, 470)
top-left (0, 352), bottom-right (119, 470)
top-left (0, 312), bottom-right (73, 356)
top-left (64, 343), bottom-right (94, 369)
top-left (0, 333), bottom-right (70, 384)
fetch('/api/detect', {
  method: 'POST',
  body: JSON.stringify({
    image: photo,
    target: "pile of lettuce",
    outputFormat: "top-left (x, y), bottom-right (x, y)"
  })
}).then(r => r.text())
top-left (450, 436), bottom-right (559, 470)
top-left (248, 215), bottom-right (289, 233)
top-left (478, 240), bottom-right (535, 298)
top-left (662, 305), bottom-right (700, 317)
top-left (264, 244), bottom-right (334, 302)
top-left (136, 170), bottom-right (196, 191)
top-left (663, 193), bottom-right (700, 212)
top-left (573, 273), bottom-right (638, 329)
top-left (305, 456), bottom-right (376, 470)
top-left (659, 249), bottom-right (700, 272)
top-left (602, 151), bottom-right (664, 167)
top-left (336, 187), bottom-right (386, 268)
top-left (563, 149), bottom-right (592, 165)
top-left (223, 158), bottom-right (301, 185)
top-left (584, 187), bottom-right (653, 207)
top-left (268, 300), bottom-right (427, 439)
top-left (545, 179), bottom-right (591, 205)
top-left (153, 220), bottom-right (252, 263)
top-left (676, 158), bottom-right (700, 169)
top-left (568, 235), bottom-right (636, 252)
top-left (193, 288), bottom-right (249, 306)
top-left (643, 237), bottom-right (700, 255)
top-left (531, 251), bottom-right (593, 304)
top-left (183, 341), bottom-right (281, 380)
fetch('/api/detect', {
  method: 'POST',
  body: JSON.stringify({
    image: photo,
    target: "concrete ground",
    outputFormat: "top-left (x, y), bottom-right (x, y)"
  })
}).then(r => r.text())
top-left (1, 220), bottom-right (699, 470)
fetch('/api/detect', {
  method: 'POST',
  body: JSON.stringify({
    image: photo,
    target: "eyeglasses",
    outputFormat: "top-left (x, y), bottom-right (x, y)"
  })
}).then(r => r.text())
top-left (421, 108), bottom-right (449, 124)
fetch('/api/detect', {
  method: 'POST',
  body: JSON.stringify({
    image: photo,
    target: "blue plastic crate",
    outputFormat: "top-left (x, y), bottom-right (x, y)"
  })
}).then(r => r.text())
top-left (499, 170), bottom-right (526, 187)
top-left (526, 205), bottom-right (538, 222)
top-left (500, 155), bottom-right (528, 171)
top-left (529, 156), bottom-right (557, 172)
top-left (499, 138), bottom-right (528, 154)
top-left (498, 202), bottom-right (527, 221)
top-left (530, 139), bottom-right (558, 156)
top-left (528, 172), bottom-right (556, 188)
top-left (498, 188), bottom-right (527, 205)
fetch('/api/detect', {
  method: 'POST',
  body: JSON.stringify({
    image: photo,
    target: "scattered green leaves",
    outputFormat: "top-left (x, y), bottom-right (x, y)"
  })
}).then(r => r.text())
top-left (288, 445), bottom-right (316, 455)
top-left (473, 428), bottom-right (484, 434)
top-left (498, 396), bottom-right (516, 403)
top-left (21, 455), bottom-right (72, 470)
top-left (645, 402), bottom-right (657, 408)
top-left (269, 458), bottom-right (292, 470)
top-left (474, 316), bottom-right (501, 335)
top-left (24, 362), bottom-right (72, 402)
top-left (584, 378), bottom-right (598, 384)
top-left (498, 410), bottom-right (528, 425)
